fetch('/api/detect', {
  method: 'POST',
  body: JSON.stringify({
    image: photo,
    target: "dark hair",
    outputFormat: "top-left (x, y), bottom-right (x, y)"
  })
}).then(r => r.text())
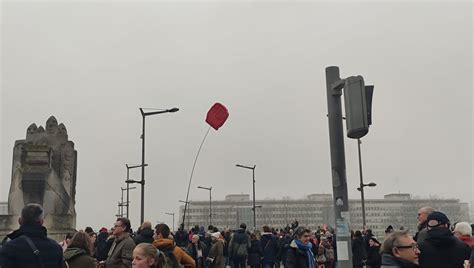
top-left (65, 232), bottom-right (75, 240)
top-left (21, 203), bottom-right (43, 225)
top-left (84, 226), bottom-right (94, 234)
top-left (295, 226), bottom-right (311, 239)
top-left (354, 230), bottom-right (362, 238)
top-left (68, 231), bottom-right (92, 255)
top-left (240, 223), bottom-right (247, 230)
top-left (263, 225), bottom-right (271, 233)
top-left (116, 217), bottom-right (131, 232)
top-left (155, 223), bottom-right (170, 238)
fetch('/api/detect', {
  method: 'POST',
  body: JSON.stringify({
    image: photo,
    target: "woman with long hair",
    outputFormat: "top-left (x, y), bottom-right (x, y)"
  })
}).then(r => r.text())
top-left (64, 231), bottom-right (97, 268)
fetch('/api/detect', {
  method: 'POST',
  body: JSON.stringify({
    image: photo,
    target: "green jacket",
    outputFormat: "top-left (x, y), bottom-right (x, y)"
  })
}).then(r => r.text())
top-left (64, 248), bottom-right (97, 268)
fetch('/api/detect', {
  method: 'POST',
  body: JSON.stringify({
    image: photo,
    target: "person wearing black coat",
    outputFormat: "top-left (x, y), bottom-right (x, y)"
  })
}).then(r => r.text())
top-left (0, 203), bottom-right (63, 268)
top-left (187, 234), bottom-right (207, 268)
top-left (352, 230), bottom-right (367, 268)
top-left (286, 227), bottom-right (315, 268)
top-left (260, 226), bottom-right (278, 268)
top-left (277, 233), bottom-right (292, 268)
top-left (366, 237), bottom-right (382, 268)
top-left (96, 229), bottom-right (110, 262)
top-left (134, 222), bottom-right (155, 245)
top-left (247, 233), bottom-right (262, 268)
top-left (418, 211), bottom-right (471, 268)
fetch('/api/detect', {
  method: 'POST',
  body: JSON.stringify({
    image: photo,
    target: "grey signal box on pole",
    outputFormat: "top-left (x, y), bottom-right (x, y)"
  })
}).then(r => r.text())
top-left (344, 76), bottom-right (369, 139)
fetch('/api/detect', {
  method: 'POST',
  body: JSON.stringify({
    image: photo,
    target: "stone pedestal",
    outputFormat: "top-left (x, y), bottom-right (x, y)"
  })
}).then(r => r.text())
top-left (2, 116), bottom-right (78, 241)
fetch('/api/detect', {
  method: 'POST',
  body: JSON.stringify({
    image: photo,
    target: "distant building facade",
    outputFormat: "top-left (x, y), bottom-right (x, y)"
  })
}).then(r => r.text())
top-left (179, 193), bottom-right (470, 238)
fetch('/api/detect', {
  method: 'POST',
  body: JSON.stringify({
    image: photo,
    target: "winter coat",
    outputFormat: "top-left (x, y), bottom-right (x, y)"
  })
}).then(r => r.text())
top-left (134, 228), bottom-right (154, 245)
top-left (352, 236), bottom-right (367, 266)
top-left (277, 235), bottom-right (292, 264)
top-left (366, 245), bottom-right (382, 268)
top-left (208, 240), bottom-right (225, 268)
top-left (0, 224), bottom-right (63, 268)
top-left (260, 233), bottom-right (278, 264)
top-left (153, 238), bottom-right (196, 268)
top-left (105, 232), bottom-right (135, 268)
top-left (175, 229), bottom-right (189, 248)
top-left (187, 241), bottom-right (207, 268)
top-left (63, 247), bottom-right (96, 268)
top-left (96, 232), bottom-right (110, 261)
top-left (418, 228), bottom-right (471, 268)
top-left (380, 254), bottom-right (419, 268)
top-left (285, 240), bottom-right (311, 268)
top-left (229, 228), bottom-right (250, 259)
top-left (247, 239), bottom-right (262, 265)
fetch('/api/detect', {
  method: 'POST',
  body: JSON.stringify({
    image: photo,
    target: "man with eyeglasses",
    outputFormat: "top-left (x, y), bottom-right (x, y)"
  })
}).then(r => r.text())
top-left (102, 217), bottom-right (135, 268)
top-left (414, 207), bottom-right (433, 243)
top-left (380, 230), bottom-right (420, 268)
top-left (417, 211), bottom-right (471, 268)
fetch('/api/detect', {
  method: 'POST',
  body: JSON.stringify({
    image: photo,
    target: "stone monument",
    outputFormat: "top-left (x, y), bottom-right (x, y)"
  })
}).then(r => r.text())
top-left (0, 116), bottom-right (77, 240)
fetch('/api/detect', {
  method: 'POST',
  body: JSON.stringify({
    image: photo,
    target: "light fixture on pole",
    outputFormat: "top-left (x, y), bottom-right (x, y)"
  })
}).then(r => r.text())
top-left (165, 212), bottom-right (175, 233)
top-left (356, 138), bottom-right (377, 228)
top-left (197, 186), bottom-right (212, 226)
top-left (139, 107), bottom-right (179, 224)
top-left (236, 164), bottom-right (257, 230)
top-left (126, 164), bottom-right (147, 219)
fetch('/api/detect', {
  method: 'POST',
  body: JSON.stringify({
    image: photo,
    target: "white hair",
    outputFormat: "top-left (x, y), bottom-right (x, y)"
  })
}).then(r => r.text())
top-left (453, 222), bottom-right (472, 236)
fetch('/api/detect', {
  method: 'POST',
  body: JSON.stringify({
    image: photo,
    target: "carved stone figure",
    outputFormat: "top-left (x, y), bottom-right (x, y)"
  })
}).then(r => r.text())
top-left (2, 116), bottom-right (77, 239)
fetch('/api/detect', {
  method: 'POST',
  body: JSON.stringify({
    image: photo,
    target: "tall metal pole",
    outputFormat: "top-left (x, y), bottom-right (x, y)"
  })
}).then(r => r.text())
top-left (326, 66), bottom-right (352, 267)
top-left (358, 138), bottom-right (367, 228)
top-left (252, 166), bottom-right (256, 230)
top-left (140, 111), bottom-right (146, 225)
top-left (126, 168), bottom-right (130, 219)
top-left (209, 188), bottom-right (212, 227)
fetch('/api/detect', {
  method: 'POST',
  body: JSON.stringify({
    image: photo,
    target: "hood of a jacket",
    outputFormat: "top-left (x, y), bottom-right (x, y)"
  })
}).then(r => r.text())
top-left (426, 228), bottom-right (457, 247)
top-left (153, 238), bottom-right (175, 250)
top-left (64, 247), bottom-right (88, 261)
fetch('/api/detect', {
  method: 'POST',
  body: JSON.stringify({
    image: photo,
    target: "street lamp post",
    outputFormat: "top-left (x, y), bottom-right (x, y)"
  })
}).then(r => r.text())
top-left (197, 186), bottom-right (212, 226)
top-left (139, 107), bottom-right (179, 224)
top-left (356, 138), bottom-right (377, 228)
top-left (236, 164), bottom-right (256, 230)
top-left (165, 212), bottom-right (175, 233)
top-left (126, 164), bottom-right (147, 219)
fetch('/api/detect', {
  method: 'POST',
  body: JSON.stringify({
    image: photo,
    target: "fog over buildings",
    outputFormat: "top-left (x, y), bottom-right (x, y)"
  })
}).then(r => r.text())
top-left (1, 1), bottom-right (472, 230)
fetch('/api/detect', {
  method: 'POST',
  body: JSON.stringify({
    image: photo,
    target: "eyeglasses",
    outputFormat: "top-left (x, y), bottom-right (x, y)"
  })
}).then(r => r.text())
top-left (396, 243), bottom-right (418, 251)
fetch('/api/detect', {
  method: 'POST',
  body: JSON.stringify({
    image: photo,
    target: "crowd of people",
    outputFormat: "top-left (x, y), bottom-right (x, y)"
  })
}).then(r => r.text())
top-left (0, 203), bottom-right (473, 268)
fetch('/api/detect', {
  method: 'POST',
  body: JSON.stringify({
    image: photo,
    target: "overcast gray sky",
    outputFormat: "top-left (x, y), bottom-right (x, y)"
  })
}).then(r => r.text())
top-left (1, 1), bottom-right (472, 230)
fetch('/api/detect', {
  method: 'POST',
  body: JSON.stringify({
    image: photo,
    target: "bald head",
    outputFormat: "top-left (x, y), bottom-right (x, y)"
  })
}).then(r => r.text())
top-left (417, 207), bottom-right (434, 224)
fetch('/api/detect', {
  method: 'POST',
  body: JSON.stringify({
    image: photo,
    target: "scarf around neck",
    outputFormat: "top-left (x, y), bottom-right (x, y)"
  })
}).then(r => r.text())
top-left (294, 239), bottom-right (315, 268)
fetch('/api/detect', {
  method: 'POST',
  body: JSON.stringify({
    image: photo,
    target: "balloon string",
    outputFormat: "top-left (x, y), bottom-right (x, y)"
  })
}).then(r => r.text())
top-left (182, 126), bottom-right (212, 228)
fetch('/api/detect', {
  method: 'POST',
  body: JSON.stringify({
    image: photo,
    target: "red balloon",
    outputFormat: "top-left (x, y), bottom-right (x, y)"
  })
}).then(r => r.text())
top-left (206, 103), bottom-right (229, 130)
